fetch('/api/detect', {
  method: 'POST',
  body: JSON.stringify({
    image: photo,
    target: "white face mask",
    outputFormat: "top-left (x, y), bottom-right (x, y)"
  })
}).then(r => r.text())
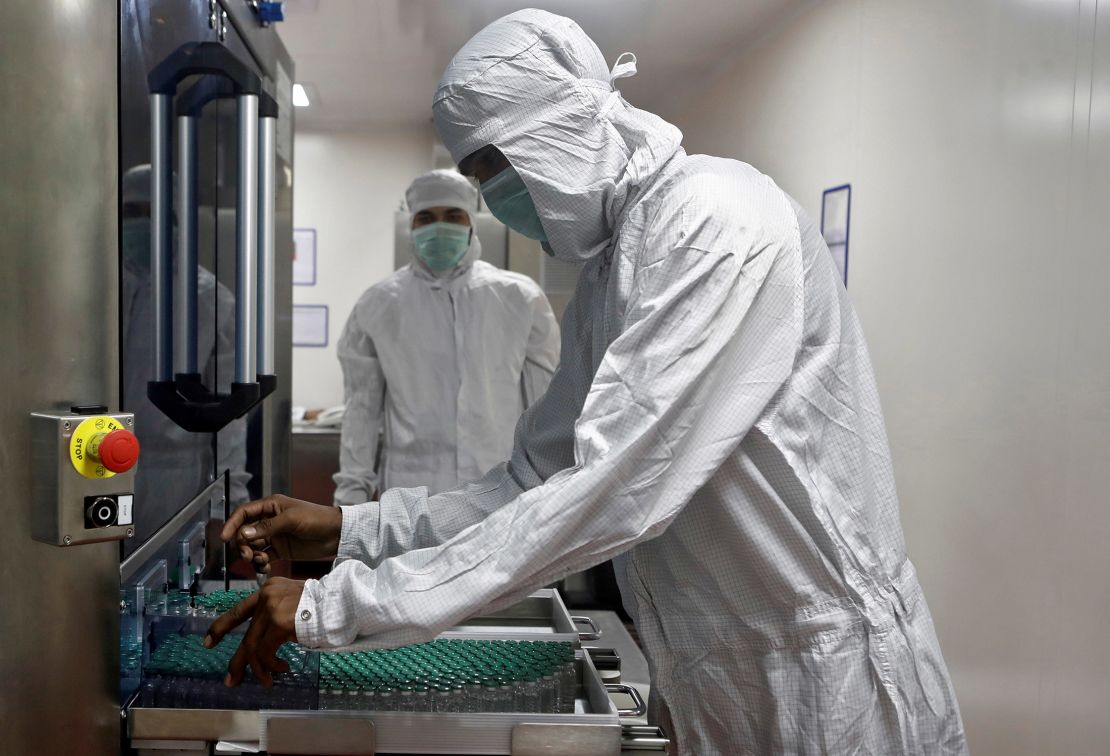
top-left (412, 221), bottom-right (471, 272)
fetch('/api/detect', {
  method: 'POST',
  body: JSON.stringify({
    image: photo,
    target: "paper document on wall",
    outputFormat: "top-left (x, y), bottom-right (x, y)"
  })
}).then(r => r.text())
top-left (292, 305), bottom-right (328, 347)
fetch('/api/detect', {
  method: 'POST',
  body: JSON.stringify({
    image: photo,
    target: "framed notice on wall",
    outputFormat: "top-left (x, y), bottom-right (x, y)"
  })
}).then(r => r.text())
top-left (293, 228), bottom-right (317, 286)
top-left (820, 184), bottom-right (851, 286)
top-left (292, 305), bottom-right (328, 347)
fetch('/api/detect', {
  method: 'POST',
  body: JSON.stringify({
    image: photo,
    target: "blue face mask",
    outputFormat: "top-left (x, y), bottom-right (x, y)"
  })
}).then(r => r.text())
top-left (412, 221), bottom-right (471, 272)
top-left (480, 166), bottom-right (547, 242)
top-left (121, 217), bottom-right (151, 269)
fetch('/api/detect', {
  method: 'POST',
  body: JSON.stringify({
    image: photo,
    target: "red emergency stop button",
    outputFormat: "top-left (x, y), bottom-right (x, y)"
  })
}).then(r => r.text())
top-left (96, 428), bottom-right (140, 473)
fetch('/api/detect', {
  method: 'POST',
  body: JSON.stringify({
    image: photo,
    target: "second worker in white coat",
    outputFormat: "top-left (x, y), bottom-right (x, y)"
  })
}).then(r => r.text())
top-left (333, 169), bottom-right (560, 503)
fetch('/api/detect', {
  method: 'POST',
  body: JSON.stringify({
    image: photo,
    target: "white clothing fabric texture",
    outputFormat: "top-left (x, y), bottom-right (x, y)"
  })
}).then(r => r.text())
top-left (333, 170), bottom-right (560, 503)
top-left (300, 10), bottom-right (967, 755)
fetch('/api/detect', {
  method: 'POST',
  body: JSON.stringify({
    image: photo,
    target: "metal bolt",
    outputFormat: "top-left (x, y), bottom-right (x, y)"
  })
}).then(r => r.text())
top-left (126, 528), bottom-right (135, 538)
top-left (63, 421), bottom-right (71, 430)
top-left (219, 10), bottom-right (228, 42)
top-left (208, 0), bottom-right (218, 28)
top-left (63, 535), bottom-right (72, 545)
top-left (126, 417), bottom-right (133, 426)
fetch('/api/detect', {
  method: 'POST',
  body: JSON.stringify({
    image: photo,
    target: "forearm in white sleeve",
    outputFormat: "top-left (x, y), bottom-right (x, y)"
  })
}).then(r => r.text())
top-left (332, 462), bottom-right (525, 569)
top-left (296, 227), bottom-right (803, 649)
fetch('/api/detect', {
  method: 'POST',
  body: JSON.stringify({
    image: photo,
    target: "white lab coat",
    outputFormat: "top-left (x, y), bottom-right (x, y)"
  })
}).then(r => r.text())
top-left (296, 9), bottom-right (967, 754)
top-left (332, 235), bottom-right (560, 503)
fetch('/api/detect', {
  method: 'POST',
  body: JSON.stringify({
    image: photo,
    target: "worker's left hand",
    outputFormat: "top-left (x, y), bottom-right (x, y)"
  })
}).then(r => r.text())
top-left (204, 577), bottom-right (305, 687)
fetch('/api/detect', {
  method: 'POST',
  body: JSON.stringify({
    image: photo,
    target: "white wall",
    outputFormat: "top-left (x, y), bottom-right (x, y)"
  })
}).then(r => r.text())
top-left (675, 1), bottom-right (1110, 753)
top-left (292, 127), bottom-right (434, 408)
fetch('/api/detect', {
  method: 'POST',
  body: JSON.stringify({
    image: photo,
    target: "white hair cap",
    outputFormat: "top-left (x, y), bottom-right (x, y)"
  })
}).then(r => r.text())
top-left (405, 169), bottom-right (479, 215)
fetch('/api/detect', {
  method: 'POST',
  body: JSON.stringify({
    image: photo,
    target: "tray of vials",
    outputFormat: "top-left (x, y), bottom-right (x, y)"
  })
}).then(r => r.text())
top-left (127, 592), bottom-right (631, 755)
top-left (138, 632), bottom-right (318, 711)
top-left (133, 586), bottom-right (596, 643)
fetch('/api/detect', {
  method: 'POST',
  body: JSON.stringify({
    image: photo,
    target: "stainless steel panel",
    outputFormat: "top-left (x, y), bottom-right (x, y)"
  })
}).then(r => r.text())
top-left (511, 723), bottom-right (621, 756)
top-left (129, 707), bottom-right (260, 741)
top-left (265, 715), bottom-right (376, 755)
top-left (30, 411), bottom-right (138, 546)
top-left (0, 2), bottom-right (119, 754)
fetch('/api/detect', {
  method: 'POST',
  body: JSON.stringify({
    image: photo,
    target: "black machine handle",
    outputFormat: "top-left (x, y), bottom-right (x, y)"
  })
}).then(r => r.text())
top-left (147, 41), bottom-right (261, 96)
top-left (176, 74), bottom-right (279, 118)
top-left (146, 43), bottom-right (278, 433)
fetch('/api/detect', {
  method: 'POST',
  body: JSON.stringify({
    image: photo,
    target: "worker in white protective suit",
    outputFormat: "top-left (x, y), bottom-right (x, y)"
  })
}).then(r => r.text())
top-left (332, 169), bottom-right (560, 503)
top-left (120, 165), bottom-right (251, 551)
top-left (207, 10), bottom-right (967, 755)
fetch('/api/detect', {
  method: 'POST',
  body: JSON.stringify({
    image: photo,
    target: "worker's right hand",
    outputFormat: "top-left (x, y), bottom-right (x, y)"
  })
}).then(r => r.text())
top-left (221, 494), bottom-right (342, 573)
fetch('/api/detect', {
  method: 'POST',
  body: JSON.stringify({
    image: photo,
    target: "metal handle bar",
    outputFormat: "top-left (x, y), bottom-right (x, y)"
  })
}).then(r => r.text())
top-left (572, 615), bottom-right (603, 642)
top-left (146, 43), bottom-right (277, 432)
top-left (621, 724), bottom-right (670, 752)
top-left (606, 683), bottom-right (648, 718)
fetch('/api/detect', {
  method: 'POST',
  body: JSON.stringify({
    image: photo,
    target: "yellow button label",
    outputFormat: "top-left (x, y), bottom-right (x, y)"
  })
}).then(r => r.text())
top-left (70, 415), bottom-right (122, 479)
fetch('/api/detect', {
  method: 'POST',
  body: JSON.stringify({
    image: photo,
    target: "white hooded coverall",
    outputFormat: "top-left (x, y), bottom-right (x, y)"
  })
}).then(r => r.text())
top-left (333, 169), bottom-right (560, 503)
top-left (297, 11), bottom-right (968, 755)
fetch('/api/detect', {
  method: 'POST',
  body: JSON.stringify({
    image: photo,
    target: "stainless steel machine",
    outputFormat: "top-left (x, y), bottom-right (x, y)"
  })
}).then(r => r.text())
top-left (2, 2), bottom-right (293, 754)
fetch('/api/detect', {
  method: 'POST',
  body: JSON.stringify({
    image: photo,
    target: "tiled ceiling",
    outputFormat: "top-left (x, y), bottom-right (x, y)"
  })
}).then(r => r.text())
top-left (277, 0), bottom-right (813, 131)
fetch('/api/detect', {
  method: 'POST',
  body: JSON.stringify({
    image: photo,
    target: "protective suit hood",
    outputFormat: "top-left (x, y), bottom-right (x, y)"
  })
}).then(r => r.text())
top-left (432, 9), bottom-right (683, 262)
top-left (404, 169), bottom-right (482, 279)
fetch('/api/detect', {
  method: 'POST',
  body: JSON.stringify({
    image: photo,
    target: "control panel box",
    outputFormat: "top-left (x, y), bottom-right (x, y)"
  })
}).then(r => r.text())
top-left (31, 408), bottom-right (140, 546)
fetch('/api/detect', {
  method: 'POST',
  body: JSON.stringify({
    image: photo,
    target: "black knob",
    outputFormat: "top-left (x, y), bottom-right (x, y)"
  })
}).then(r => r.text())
top-left (85, 496), bottom-right (118, 528)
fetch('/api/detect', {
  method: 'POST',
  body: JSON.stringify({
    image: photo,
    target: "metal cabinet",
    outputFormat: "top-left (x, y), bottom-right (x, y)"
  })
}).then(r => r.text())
top-left (0, 3), bottom-right (293, 754)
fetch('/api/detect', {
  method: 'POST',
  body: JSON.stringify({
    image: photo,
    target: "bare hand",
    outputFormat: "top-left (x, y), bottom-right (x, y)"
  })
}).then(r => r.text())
top-left (222, 494), bottom-right (342, 573)
top-left (204, 577), bottom-right (305, 687)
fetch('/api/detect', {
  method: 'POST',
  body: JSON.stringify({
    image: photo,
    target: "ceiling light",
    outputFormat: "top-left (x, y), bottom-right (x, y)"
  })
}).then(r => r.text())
top-left (293, 83), bottom-right (310, 107)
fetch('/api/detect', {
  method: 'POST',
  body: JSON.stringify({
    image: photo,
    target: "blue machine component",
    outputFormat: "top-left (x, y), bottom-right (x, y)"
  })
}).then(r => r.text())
top-left (257, 1), bottom-right (284, 23)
